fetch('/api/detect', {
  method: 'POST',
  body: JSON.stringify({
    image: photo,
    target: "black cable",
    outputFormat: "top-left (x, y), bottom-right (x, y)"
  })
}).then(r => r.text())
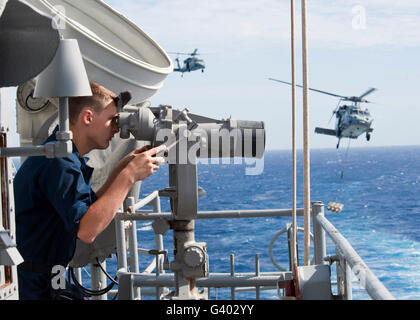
top-left (69, 266), bottom-right (116, 296)
top-left (71, 267), bottom-right (114, 296)
top-left (24, 90), bottom-right (49, 112)
top-left (95, 257), bottom-right (119, 285)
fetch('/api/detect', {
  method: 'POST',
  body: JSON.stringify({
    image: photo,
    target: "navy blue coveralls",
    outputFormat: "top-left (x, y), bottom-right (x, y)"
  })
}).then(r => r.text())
top-left (14, 127), bottom-right (97, 300)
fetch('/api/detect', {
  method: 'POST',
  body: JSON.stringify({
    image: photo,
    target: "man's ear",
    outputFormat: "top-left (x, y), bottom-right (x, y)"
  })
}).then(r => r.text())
top-left (81, 108), bottom-right (94, 125)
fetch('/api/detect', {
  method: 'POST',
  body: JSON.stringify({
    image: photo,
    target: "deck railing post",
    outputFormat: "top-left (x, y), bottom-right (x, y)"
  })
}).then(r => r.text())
top-left (115, 210), bottom-right (128, 272)
top-left (336, 249), bottom-right (345, 299)
top-left (344, 259), bottom-right (353, 300)
top-left (152, 196), bottom-right (164, 300)
top-left (312, 202), bottom-right (326, 265)
top-left (230, 254), bottom-right (235, 300)
top-left (255, 254), bottom-right (260, 300)
top-left (90, 260), bottom-right (107, 300)
top-left (125, 196), bottom-right (140, 299)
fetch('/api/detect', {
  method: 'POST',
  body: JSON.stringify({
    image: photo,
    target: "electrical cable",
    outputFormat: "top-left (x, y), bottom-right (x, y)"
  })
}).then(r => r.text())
top-left (95, 257), bottom-right (119, 285)
top-left (24, 90), bottom-right (49, 112)
top-left (69, 266), bottom-right (117, 297)
top-left (70, 267), bottom-right (115, 296)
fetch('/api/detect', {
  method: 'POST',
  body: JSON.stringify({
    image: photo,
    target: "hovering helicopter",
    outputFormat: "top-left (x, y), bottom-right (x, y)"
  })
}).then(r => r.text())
top-left (168, 49), bottom-right (205, 76)
top-left (269, 78), bottom-right (376, 149)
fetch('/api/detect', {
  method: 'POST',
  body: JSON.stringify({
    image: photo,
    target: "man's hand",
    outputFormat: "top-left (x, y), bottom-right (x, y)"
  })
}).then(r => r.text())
top-left (78, 144), bottom-right (166, 244)
top-left (125, 145), bottom-right (166, 182)
top-left (95, 144), bottom-right (166, 199)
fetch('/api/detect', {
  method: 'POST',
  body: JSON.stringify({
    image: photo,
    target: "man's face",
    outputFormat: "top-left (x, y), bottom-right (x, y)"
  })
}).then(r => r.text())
top-left (89, 100), bottom-right (119, 150)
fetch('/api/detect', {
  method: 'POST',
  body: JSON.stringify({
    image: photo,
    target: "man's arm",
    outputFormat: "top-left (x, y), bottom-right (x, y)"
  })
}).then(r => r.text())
top-left (94, 145), bottom-right (149, 199)
top-left (77, 145), bottom-right (165, 244)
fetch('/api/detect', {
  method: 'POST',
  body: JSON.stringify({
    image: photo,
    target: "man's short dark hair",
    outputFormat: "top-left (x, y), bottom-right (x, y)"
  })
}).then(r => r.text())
top-left (69, 81), bottom-right (117, 125)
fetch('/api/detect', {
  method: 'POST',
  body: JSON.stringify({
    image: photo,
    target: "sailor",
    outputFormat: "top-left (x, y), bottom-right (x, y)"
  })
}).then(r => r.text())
top-left (14, 81), bottom-right (165, 300)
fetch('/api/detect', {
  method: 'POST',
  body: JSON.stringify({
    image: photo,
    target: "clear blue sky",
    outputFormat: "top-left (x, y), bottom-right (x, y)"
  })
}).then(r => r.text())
top-left (102, 0), bottom-right (420, 151)
top-left (7, 1), bottom-right (419, 151)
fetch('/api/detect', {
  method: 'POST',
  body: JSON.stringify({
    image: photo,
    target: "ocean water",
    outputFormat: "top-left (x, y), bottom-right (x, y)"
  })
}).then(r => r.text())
top-left (115, 145), bottom-right (420, 300)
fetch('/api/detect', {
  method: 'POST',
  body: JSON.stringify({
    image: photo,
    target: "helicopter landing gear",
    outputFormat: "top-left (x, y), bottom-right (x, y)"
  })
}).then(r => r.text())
top-left (366, 132), bottom-right (371, 141)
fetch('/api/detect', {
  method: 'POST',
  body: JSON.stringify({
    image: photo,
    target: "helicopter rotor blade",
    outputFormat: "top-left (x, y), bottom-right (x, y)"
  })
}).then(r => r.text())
top-left (327, 99), bottom-right (342, 125)
top-left (167, 52), bottom-right (190, 55)
top-left (327, 111), bottom-right (335, 126)
top-left (358, 87), bottom-right (377, 99)
top-left (168, 50), bottom-right (201, 56)
top-left (368, 101), bottom-right (397, 107)
top-left (268, 78), bottom-right (347, 99)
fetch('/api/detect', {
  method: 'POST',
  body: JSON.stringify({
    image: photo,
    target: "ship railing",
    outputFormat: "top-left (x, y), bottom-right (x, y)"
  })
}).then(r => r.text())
top-left (312, 202), bottom-right (394, 300)
top-left (93, 193), bottom-right (394, 300)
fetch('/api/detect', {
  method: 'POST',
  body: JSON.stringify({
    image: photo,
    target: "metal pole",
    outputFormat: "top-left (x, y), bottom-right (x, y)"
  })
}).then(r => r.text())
top-left (58, 97), bottom-right (69, 132)
top-left (127, 221), bottom-right (140, 299)
top-left (132, 190), bottom-right (160, 212)
top-left (90, 263), bottom-right (100, 300)
top-left (152, 197), bottom-right (164, 300)
top-left (0, 146), bottom-right (47, 158)
top-left (116, 208), bottom-right (306, 221)
top-left (90, 261), bottom-right (107, 300)
top-left (99, 260), bottom-right (108, 300)
top-left (155, 253), bottom-right (161, 300)
top-left (124, 193), bottom-right (140, 294)
top-left (172, 220), bottom-right (197, 299)
top-left (72, 267), bottom-right (82, 286)
top-left (124, 272), bottom-right (293, 288)
top-left (344, 259), bottom-right (353, 300)
top-left (255, 254), bottom-right (260, 300)
top-left (336, 250), bottom-right (345, 298)
top-left (301, 0), bottom-right (311, 267)
top-left (230, 254), bottom-right (235, 300)
top-left (115, 219), bottom-right (128, 271)
top-left (290, 0), bottom-right (298, 277)
top-left (312, 202), bottom-right (326, 264)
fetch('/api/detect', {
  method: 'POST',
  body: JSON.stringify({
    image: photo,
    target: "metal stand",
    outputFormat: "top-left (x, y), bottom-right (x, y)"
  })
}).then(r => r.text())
top-left (160, 162), bottom-right (208, 300)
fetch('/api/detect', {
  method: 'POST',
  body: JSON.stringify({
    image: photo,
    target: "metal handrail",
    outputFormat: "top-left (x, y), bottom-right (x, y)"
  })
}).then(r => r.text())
top-left (316, 214), bottom-right (395, 300)
top-left (113, 193), bottom-right (394, 300)
top-left (117, 270), bottom-right (293, 288)
top-left (116, 208), bottom-right (305, 221)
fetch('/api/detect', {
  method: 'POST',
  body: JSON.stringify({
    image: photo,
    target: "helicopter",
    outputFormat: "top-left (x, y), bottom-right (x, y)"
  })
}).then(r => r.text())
top-left (269, 78), bottom-right (376, 149)
top-left (168, 49), bottom-right (205, 76)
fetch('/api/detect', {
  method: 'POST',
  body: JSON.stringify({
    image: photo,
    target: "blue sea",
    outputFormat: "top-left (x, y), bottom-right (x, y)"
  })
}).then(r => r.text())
top-left (115, 145), bottom-right (420, 300)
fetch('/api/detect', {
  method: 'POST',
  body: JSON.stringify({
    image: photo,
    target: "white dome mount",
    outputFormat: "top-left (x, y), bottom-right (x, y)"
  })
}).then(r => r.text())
top-left (24, 0), bottom-right (173, 103)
